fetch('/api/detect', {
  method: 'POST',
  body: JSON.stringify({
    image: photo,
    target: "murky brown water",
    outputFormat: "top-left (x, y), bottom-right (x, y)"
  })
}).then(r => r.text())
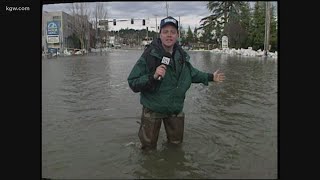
top-left (42, 50), bottom-right (277, 179)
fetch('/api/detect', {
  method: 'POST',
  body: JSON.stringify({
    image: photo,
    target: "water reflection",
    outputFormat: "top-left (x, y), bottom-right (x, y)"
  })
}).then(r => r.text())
top-left (134, 143), bottom-right (206, 179)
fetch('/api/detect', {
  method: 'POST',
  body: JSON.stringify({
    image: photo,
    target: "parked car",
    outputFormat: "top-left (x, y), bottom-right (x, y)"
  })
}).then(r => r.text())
top-left (114, 44), bottom-right (121, 49)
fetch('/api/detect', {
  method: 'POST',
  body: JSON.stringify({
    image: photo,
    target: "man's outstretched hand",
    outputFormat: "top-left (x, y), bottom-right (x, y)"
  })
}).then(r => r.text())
top-left (213, 69), bottom-right (225, 83)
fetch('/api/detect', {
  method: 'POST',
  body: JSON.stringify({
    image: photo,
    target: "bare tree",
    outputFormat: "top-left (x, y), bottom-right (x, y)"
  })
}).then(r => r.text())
top-left (69, 3), bottom-right (91, 51)
top-left (92, 2), bottom-right (108, 51)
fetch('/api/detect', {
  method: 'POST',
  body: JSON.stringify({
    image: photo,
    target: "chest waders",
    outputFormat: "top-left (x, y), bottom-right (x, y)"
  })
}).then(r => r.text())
top-left (138, 107), bottom-right (185, 150)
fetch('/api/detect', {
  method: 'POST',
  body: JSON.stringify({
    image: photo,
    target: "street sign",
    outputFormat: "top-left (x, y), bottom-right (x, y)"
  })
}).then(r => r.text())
top-left (47, 35), bottom-right (59, 43)
top-left (47, 21), bottom-right (60, 35)
top-left (99, 20), bottom-right (109, 26)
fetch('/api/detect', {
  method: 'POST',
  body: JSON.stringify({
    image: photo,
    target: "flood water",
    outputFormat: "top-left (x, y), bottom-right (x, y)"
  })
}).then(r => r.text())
top-left (42, 50), bottom-right (277, 179)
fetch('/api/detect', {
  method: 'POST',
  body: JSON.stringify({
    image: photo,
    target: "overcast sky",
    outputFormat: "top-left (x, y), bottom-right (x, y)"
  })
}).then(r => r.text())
top-left (43, 1), bottom-right (212, 31)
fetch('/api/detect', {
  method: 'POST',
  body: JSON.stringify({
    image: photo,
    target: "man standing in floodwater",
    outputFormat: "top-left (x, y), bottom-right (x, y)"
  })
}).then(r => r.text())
top-left (127, 16), bottom-right (225, 150)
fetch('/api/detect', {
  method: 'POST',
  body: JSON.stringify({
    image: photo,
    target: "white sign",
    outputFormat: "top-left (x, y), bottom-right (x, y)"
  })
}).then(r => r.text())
top-left (109, 36), bottom-right (115, 44)
top-left (222, 36), bottom-right (228, 49)
top-left (47, 35), bottom-right (60, 44)
top-left (161, 56), bottom-right (170, 65)
top-left (99, 20), bottom-right (109, 26)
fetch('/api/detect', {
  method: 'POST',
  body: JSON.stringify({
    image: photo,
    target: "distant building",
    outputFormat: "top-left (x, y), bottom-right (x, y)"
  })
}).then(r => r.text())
top-left (42, 11), bottom-right (93, 54)
top-left (42, 11), bottom-right (49, 53)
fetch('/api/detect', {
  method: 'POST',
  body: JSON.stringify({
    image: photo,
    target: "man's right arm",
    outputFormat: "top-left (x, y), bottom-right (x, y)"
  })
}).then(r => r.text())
top-left (127, 57), bottom-right (158, 93)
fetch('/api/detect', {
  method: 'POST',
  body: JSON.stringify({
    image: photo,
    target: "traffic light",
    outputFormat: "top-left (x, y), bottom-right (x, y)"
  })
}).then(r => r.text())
top-left (113, 19), bottom-right (116, 26)
top-left (131, 18), bottom-right (134, 24)
top-left (142, 19), bottom-right (145, 26)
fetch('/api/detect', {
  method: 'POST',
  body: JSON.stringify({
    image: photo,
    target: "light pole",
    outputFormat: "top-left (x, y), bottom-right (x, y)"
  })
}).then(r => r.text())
top-left (264, 2), bottom-right (271, 56)
top-left (166, 1), bottom-right (169, 17)
top-left (178, 16), bottom-right (181, 45)
top-left (153, 14), bottom-right (158, 37)
top-left (155, 15), bottom-right (158, 34)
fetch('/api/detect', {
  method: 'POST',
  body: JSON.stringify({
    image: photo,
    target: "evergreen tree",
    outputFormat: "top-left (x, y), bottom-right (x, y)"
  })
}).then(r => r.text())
top-left (179, 25), bottom-right (187, 45)
top-left (199, 1), bottom-right (244, 48)
top-left (186, 26), bottom-right (194, 43)
top-left (200, 23), bottom-right (214, 44)
top-left (269, 4), bottom-right (278, 52)
top-left (239, 2), bottom-right (252, 48)
top-left (214, 23), bottom-right (222, 47)
top-left (223, 7), bottom-right (245, 48)
top-left (193, 27), bottom-right (198, 43)
top-left (199, 1), bottom-right (243, 31)
top-left (249, 2), bottom-right (266, 50)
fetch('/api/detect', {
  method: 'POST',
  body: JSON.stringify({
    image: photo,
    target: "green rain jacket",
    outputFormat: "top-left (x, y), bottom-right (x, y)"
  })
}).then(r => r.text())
top-left (127, 38), bottom-right (213, 114)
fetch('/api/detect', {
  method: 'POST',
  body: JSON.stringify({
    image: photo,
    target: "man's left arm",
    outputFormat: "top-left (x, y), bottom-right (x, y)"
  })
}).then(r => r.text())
top-left (189, 64), bottom-right (225, 84)
top-left (189, 63), bottom-right (213, 85)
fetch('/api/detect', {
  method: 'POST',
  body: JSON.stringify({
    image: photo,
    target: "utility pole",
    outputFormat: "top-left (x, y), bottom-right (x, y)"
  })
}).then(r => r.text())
top-left (166, 1), bottom-right (169, 17)
top-left (146, 26), bottom-right (148, 39)
top-left (178, 16), bottom-right (181, 45)
top-left (264, 2), bottom-right (271, 56)
top-left (178, 16), bottom-right (180, 38)
top-left (155, 15), bottom-right (158, 38)
top-left (155, 15), bottom-right (158, 33)
top-left (146, 18), bottom-right (149, 39)
top-left (95, 5), bottom-right (98, 49)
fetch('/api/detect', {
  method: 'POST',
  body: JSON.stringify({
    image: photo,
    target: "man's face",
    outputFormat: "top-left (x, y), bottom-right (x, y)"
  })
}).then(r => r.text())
top-left (160, 24), bottom-right (178, 48)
